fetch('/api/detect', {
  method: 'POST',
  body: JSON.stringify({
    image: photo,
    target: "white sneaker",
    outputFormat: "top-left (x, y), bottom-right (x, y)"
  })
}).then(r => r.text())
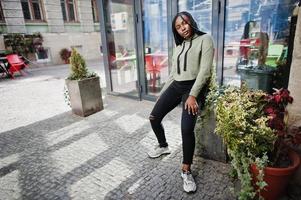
top-left (147, 146), bottom-right (171, 158)
top-left (181, 171), bottom-right (197, 193)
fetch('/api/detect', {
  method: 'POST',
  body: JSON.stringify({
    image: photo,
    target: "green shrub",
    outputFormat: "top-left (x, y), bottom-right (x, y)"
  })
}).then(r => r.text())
top-left (216, 84), bottom-right (276, 199)
top-left (67, 48), bottom-right (97, 80)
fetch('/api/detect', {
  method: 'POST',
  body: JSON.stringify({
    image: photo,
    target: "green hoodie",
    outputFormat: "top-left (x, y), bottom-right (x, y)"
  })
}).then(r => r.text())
top-left (160, 34), bottom-right (214, 97)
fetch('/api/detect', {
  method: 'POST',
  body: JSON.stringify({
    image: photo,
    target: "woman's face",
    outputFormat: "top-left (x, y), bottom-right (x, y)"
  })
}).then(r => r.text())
top-left (175, 15), bottom-right (193, 39)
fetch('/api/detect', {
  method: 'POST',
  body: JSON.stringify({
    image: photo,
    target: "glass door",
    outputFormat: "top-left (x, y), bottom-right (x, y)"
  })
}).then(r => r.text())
top-left (102, 0), bottom-right (139, 97)
top-left (142, 0), bottom-right (169, 96)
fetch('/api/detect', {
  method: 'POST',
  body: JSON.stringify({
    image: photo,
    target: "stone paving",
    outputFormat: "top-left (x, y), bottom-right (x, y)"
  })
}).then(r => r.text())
top-left (0, 61), bottom-right (235, 200)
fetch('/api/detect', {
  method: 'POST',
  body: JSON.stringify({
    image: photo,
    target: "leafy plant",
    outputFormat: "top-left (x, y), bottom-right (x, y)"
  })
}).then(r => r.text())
top-left (67, 48), bottom-right (97, 80)
top-left (263, 88), bottom-right (297, 167)
top-left (215, 84), bottom-right (276, 199)
top-left (32, 33), bottom-right (44, 52)
top-left (59, 48), bottom-right (71, 64)
top-left (3, 33), bottom-right (43, 56)
top-left (196, 65), bottom-right (226, 127)
top-left (215, 84), bottom-right (300, 199)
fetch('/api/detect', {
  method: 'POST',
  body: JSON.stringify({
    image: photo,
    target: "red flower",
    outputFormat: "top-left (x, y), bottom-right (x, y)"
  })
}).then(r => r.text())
top-left (288, 96), bottom-right (293, 103)
top-left (281, 89), bottom-right (290, 99)
top-left (273, 118), bottom-right (285, 131)
top-left (274, 94), bottom-right (282, 104)
top-left (264, 106), bottom-right (275, 114)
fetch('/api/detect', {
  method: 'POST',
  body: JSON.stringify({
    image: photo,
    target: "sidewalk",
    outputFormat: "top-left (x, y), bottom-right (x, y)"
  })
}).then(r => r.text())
top-left (0, 61), bottom-right (234, 199)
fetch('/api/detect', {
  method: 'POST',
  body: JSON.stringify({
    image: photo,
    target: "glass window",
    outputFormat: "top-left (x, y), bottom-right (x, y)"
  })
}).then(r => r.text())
top-left (143, 0), bottom-right (169, 96)
top-left (91, 0), bottom-right (99, 22)
top-left (223, 0), bottom-right (299, 93)
top-left (21, 1), bottom-right (31, 20)
top-left (32, 0), bottom-right (42, 20)
top-left (68, 0), bottom-right (75, 21)
top-left (21, 0), bottom-right (44, 21)
top-left (0, 3), bottom-right (4, 21)
top-left (104, 1), bottom-right (139, 96)
top-left (60, 0), bottom-right (67, 21)
top-left (178, 0), bottom-right (212, 34)
top-left (60, 0), bottom-right (77, 22)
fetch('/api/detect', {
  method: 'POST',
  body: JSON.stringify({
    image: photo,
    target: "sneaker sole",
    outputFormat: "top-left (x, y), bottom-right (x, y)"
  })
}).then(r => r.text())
top-left (148, 151), bottom-right (171, 158)
top-left (184, 189), bottom-right (197, 194)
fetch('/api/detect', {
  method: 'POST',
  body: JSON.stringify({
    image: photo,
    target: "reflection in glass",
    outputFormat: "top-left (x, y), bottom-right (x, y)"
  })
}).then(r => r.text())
top-left (104, 1), bottom-right (138, 96)
top-left (143, 0), bottom-right (169, 96)
top-left (178, 0), bottom-right (212, 34)
top-left (223, 0), bottom-right (298, 93)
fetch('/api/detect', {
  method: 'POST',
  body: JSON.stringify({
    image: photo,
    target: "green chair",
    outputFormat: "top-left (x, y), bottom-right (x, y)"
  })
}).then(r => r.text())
top-left (265, 44), bottom-right (284, 67)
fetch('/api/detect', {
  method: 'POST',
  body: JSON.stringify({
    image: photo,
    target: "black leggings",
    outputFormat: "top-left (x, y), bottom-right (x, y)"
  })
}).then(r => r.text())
top-left (149, 80), bottom-right (207, 165)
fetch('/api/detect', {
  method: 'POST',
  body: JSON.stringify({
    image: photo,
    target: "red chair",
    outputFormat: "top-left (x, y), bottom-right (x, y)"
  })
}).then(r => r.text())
top-left (145, 55), bottom-right (161, 92)
top-left (239, 39), bottom-right (251, 60)
top-left (6, 54), bottom-right (28, 78)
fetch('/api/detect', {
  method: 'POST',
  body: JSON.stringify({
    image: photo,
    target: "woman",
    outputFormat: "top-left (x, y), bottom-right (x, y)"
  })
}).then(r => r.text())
top-left (147, 11), bottom-right (214, 193)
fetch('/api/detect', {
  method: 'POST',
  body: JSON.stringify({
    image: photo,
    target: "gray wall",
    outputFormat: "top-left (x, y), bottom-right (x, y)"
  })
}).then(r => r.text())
top-left (1, 0), bottom-right (26, 33)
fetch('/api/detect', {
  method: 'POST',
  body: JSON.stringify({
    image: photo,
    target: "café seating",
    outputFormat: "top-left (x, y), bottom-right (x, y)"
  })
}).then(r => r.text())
top-left (145, 55), bottom-right (163, 92)
top-left (6, 54), bottom-right (28, 78)
top-left (0, 62), bottom-right (9, 78)
top-left (265, 44), bottom-right (284, 67)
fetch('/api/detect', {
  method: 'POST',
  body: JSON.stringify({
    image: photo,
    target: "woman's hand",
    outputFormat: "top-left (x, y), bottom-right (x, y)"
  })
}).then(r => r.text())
top-left (185, 95), bottom-right (199, 115)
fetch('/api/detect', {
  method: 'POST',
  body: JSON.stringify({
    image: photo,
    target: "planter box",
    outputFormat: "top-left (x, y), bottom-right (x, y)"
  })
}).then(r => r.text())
top-left (237, 67), bottom-right (275, 93)
top-left (195, 110), bottom-right (228, 162)
top-left (66, 76), bottom-right (103, 117)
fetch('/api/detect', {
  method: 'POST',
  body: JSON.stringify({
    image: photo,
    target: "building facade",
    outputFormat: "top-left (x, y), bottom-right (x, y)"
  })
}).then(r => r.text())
top-left (0, 0), bottom-right (101, 64)
top-left (98, 0), bottom-right (300, 100)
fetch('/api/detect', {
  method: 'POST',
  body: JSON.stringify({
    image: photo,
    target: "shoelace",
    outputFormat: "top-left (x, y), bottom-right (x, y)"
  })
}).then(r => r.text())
top-left (183, 172), bottom-right (194, 184)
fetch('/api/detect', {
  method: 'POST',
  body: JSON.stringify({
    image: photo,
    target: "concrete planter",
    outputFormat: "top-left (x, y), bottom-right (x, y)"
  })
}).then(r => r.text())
top-left (65, 76), bottom-right (103, 117)
top-left (195, 110), bottom-right (228, 162)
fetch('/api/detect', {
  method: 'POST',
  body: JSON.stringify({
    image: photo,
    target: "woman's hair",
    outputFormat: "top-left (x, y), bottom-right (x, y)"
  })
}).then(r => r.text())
top-left (242, 21), bottom-right (256, 39)
top-left (172, 11), bottom-right (206, 46)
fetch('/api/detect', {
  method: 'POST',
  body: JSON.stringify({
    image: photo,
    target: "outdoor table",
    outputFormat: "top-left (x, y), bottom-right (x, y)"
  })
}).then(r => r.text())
top-left (0, 56), bottom-right (9, 77)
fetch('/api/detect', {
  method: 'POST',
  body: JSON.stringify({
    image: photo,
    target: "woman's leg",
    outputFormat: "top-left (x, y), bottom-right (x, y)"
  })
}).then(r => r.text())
top-left (149, 83), bottom-right (182, 147)
top-left (181, 96), bottom-right (198, 166)
top-left (180, 92), bottom-right (205, 193)
top-left (180, 86), bottom-right (207, 168)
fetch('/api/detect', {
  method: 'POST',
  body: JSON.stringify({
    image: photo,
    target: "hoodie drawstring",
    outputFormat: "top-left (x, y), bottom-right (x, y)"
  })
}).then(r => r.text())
top-left (183, 38), bottom-right (193, 72)
top-left (177, 42), bottom-right (186, 74)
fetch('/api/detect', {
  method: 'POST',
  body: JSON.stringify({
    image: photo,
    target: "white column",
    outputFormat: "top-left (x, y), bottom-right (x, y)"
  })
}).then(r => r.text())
top-left (288, 7), bottom-right (301, 124)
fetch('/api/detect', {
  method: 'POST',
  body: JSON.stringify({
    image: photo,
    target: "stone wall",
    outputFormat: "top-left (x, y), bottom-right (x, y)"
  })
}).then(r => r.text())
top-left (43, 0), bottom-right (65, 33)
top-left (77, 0), bottom-right (94, 32)
top-left (43, 32), bottom-right (101, 64)
top-left (288, 7), bottom-right (301, 123)
top-left (287, 6), bottom-right (301, 198)
top-left (1, 0), bottom-right (26, 33)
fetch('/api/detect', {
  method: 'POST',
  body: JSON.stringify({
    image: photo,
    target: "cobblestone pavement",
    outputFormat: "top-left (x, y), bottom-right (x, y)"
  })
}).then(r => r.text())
top-left (0, 61), bottom-right (235, 200)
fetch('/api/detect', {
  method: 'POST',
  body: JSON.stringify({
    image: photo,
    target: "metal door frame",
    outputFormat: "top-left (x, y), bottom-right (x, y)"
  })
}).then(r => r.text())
top-left (98, 0), bottom-right (177, 101)
top-left (97, 0), bottom-right (226, 100)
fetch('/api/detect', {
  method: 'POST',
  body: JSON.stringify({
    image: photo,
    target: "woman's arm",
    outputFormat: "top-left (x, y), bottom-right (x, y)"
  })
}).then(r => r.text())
top-left (189, 36), bottom-right (214, 97)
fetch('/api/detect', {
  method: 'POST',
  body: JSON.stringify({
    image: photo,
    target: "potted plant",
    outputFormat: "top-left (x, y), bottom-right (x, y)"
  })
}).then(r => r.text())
top-left (59, 48), bottom-right (71, 64)
top-left (65, 48), bottom-right (103, 117)
top-left (194, 66), bottom-right (228, 162)
top-left (216, 85), bottom-right (300, 200)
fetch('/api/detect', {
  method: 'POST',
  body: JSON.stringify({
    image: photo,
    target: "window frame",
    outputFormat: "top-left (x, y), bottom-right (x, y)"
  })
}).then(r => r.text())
top-left (21, 0), bottom-right (46, 22)
top-left (0, 3), bottom-right (4, 22)
top-left (91, 0), bottom-right (99, 23)
top-left (61, 0), bottom-right (79, 23)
